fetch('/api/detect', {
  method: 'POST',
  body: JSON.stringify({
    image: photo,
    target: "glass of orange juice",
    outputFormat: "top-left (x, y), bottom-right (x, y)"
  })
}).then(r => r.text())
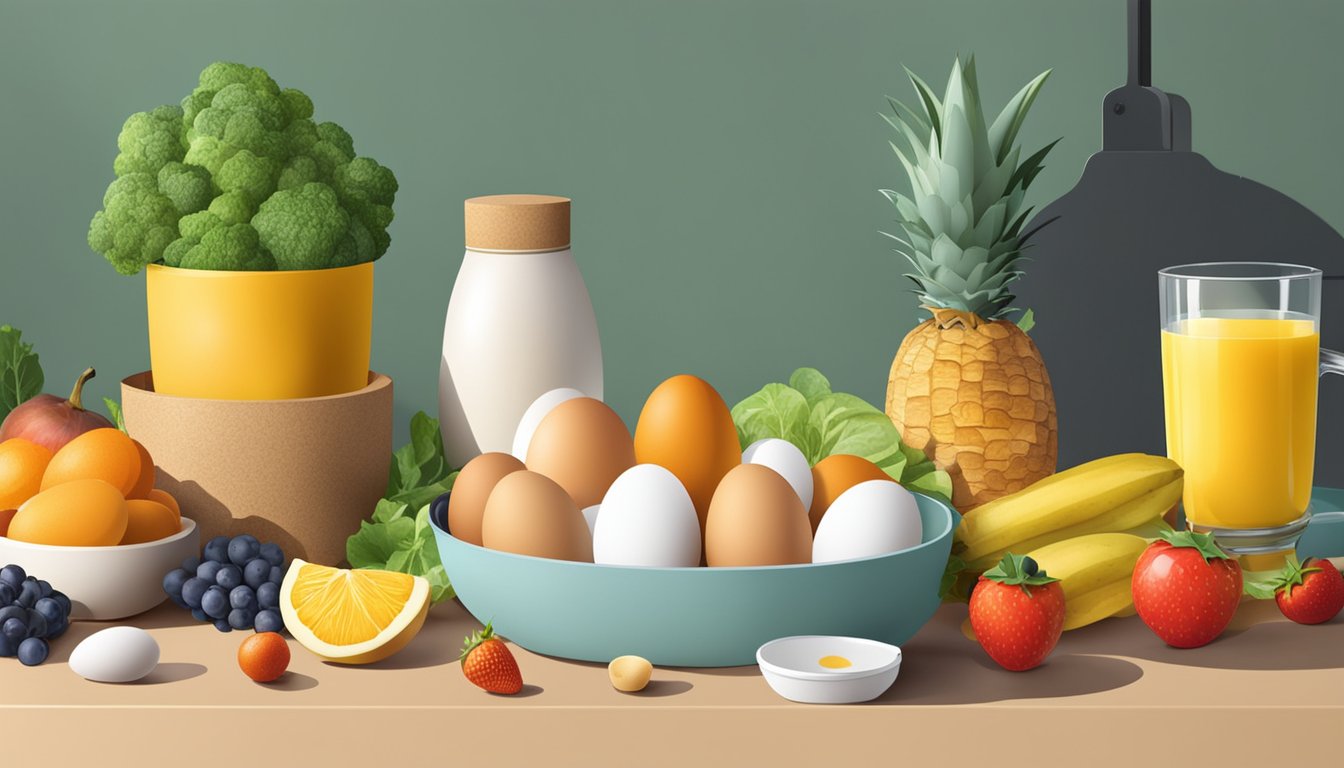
top-left (1160, 262), bottom-right (1344, 560)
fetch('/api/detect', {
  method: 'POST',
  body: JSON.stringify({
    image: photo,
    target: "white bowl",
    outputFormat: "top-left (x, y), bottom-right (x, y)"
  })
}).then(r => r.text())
top-left (0, 518), bottom-right (199, 620)
top-left (756, 635), bottom-right (902, 704)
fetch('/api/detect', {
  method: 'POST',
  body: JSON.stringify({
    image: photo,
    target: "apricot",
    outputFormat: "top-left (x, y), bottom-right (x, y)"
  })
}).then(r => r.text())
top-left (41, 428), bottom-right (141, 497)
top-left (128, 439), bottom-right (156, 500)
top-left (0, 438), bottom-right (54, 510)
top-left (9, 478), bottom-right (128, 546)
top-left (120, 499), bottom-right (180, 545)
top-left (147, 488), bottom-right (180, 521)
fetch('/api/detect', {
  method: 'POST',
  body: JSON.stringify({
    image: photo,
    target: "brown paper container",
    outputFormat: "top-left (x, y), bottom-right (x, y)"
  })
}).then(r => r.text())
top-left (121, 372), bottom-right (393, 566)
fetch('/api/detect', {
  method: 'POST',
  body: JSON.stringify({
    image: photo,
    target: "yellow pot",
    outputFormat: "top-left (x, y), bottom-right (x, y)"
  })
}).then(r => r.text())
top-left (145, 262), bottom-right (374, 400)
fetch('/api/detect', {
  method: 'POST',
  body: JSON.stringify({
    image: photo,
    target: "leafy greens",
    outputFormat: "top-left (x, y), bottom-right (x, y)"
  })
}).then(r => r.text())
top-left (0, 325), bottom-right (43, 423)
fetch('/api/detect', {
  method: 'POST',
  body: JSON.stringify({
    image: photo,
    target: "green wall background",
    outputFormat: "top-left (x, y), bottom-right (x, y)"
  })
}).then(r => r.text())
top-left (2, 0), bottom-right (1340, 448)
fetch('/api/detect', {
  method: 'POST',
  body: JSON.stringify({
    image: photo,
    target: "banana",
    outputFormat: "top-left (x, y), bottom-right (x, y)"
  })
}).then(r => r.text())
top-left (954, 453), bottom-right (1182, 568)
top-left (1027, 532), bottom-right (1149, 630)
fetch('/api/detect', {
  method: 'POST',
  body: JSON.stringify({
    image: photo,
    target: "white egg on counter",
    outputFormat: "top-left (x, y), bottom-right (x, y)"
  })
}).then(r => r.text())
top-left (812, 480), bottom-right (922, 563)
top-left (69, 626), bottom-right (160, 683)
top-left (592, 464), bottom-right (701, 567)
top-left (511, 387), bottom-right (586, 460)
top-left (742, 438), bottom-right (813, 510)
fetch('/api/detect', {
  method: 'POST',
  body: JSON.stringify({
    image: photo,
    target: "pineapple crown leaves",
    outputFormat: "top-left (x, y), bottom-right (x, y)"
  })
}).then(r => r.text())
top-left (459, 621), bottom-right (499, 661)
top-left (880, 56), bottom-right (1059, 321)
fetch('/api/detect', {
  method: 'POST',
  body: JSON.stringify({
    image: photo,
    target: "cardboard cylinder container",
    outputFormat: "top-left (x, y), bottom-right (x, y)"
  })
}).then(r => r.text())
top-left (121, 372), bottom-right (392, 566)
top-left (144, 262), bottom-right (374, 400)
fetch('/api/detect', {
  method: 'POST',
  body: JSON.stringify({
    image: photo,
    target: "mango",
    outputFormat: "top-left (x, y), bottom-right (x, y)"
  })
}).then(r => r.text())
top-left (9, 479), bottom-right (128, 546)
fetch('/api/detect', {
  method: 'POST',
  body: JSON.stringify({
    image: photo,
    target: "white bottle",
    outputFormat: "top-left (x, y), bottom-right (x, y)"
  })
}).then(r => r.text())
top-left (439, 195), bottom-right (603, 468)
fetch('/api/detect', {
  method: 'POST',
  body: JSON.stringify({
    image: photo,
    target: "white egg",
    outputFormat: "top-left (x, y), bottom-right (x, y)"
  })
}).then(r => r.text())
top-left (742, 438), bottom-right (813, 509)
top-left (582, 504), bottom-right (601, 537)
top-left (812, 479), bottom-right (922, 563)
top-left (511, 387), bottom-right (586, 460)
top-left (593, 464), bottom-right (701, 567)
top-left (69, 626), bottom-right (160, 683)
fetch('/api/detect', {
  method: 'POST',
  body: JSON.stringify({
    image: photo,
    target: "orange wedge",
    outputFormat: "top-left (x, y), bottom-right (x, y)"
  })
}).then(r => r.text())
top-left (279, 560), bottom-right (428, 665)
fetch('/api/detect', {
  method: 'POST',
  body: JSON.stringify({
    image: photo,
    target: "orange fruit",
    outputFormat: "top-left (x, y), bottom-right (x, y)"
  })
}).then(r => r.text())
top-left (41, 428), bottom-right (142, 497)
top-left (147, 488), bottom-right (180, 520)
top-left (809, 454), bottom-right (891, 532)
top-left (128, 440), bottom-right (156, 500)
top-left (0, 438), bottom-right (54, 510)
top-left (120, 499), bottom-right (180, 545)
top-left (8, 478), bottom-right (128, 546)
top-left (238, 632), bottom-right (291, 683)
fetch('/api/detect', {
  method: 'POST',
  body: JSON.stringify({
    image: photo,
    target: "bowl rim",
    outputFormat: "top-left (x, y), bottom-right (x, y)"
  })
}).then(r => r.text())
top-left (756, 635), bottom-right (903, 682)
top-left (0, 516), bottom-right (197, 553)
top-left (431, 492), bottom-right (957, 573)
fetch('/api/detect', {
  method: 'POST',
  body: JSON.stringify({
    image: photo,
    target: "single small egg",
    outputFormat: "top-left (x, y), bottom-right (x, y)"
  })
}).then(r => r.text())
top-left (808, 454), bottom-right (891, 533)
top-left (742, 438), bottom-right (813, 509)
top-left (69, 627), bottom-right (160, 683)
top-left (609, 655), bottom-right (654, 692)
top-left (705, 464), bottom-right (811, 567)
top-left (448, 452), bottom-right (526, 546)
top-left (511, 387), bottom-right (586, 460)
top-left (812, 479), bottom-right (923, 563)
top-left (526, 398), bottom-right (635, 509)
top-left (593, 465), bottom-right (701, 567)
top-left (482, 470), bottom-right (593, 562)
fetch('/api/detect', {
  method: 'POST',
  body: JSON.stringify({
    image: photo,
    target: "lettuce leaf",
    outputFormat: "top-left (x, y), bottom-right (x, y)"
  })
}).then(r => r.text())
top-left (0, 325), bottom-right (43, 423)
top-left (731, 367), bottom-right (952, 506)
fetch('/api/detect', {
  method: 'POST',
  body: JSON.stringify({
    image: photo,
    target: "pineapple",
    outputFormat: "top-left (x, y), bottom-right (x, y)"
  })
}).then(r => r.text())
top-left (881, 57), bottom-right (1058, 511)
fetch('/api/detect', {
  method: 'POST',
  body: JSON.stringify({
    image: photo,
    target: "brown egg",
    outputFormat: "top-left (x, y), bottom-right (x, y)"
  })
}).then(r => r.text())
top-left (633, 375), bottom-right (741, 539)
top-left (526, 398), bottom-right (635, 509)
top-left (482, 470), bottom-right (594, 562)
top-left (705, 464), bottom-right (811, 567)
top-left (449, 452), bottom-right (526, 545)
top-left (809, 454), bottom-right (891, 532)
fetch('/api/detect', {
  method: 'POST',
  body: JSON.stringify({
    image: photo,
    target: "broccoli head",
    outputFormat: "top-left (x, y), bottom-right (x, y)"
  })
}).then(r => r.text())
top-left (90, 61), bottom-right (398, 274)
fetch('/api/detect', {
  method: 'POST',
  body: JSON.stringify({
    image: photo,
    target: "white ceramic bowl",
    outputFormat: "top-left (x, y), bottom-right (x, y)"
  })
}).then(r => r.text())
top-left (0, 518), bottom-right (199, 620)
top-left (756, 635), bottom-right (902, 704)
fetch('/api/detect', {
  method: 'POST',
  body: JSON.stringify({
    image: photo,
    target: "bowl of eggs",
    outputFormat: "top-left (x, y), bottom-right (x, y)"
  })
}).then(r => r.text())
top-left (431, 375), bottom-right (960, 667)
top-left (0, 429), bottom-right (199, 619)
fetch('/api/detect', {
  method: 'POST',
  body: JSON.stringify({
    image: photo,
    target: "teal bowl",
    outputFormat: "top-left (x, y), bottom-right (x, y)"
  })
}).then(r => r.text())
top-left (431, 493), bottom-right (959, 667)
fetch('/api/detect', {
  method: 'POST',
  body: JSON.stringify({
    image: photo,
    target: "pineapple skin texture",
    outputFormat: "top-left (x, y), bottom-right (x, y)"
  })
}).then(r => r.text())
top-left (887, 317), bottom-right (1057, 511)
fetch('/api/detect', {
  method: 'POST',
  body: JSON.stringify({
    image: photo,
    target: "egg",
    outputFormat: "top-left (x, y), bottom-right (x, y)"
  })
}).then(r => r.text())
top-left (704, 464), bottom-right (811, 567)
top-left (633, 375), bottom-right (741, 540)
top-left (482, 470), bottom-right (593, 562)
top-left (69, 626), bottom-right (160, 683)
top-left (448, 452), bottom-right (526, 545)
top-left (812, 479), bottom-right (923, 563)
top-left (592, 464), bottom-right (700, 567)
top-left (511, 387), bottom-right (585, 460)
top-left (808, 454), bottom-right (891, 533)
top-left (742, 438), bottom-right (813, 509)
top-left (526, 398), bottom-right (635, 509)
top-left (8, 478), bottom-right (128, 546)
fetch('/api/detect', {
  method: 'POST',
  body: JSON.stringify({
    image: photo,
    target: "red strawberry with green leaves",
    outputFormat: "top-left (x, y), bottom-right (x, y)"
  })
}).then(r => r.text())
top-left (1131, 530), bottom-right (1242, 648)
top-left (1270, 557), bottom-right (1344, 625)
top-left (460, 623), bottom-right (523, 694)
top-left (968, 553), bottom-right (1065, 671)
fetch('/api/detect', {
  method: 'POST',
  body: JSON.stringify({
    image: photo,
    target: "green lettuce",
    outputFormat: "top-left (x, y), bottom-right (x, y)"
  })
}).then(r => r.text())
top-left (731, 367), bottom-right (953, 504)
top-left (0, 325), bottom-right (43, 423)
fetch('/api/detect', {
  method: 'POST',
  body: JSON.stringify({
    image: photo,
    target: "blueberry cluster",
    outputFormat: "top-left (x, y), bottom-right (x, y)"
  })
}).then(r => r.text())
top-left (0, 564), bottom-right (71, 666)
top-left (163, 535), bottom-right (285, 633)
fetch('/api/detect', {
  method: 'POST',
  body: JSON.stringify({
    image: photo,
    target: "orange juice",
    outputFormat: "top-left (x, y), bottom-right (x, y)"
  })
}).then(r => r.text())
top-left (1161, 316), bottom-right (1318, 530)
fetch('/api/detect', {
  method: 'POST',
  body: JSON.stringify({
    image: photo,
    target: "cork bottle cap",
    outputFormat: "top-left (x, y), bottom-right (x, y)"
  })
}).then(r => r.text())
top-left (464, 195), bottom-right (571, 252)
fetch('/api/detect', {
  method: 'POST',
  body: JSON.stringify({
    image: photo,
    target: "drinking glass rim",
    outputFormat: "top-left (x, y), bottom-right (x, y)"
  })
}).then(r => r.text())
top-left (1159, 261), bottom-right (1322, 281)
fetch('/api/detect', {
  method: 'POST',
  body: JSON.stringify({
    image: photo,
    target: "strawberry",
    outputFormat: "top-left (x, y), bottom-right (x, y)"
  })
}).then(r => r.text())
top-left (460, 622), bottom-right (523, 694)
top-left (1131, 530), bottom-right (1242, 648)
top-left (1271, 557), bottom-right (1344, 625)
top-left (968, 553), bottom-right (1065, 671)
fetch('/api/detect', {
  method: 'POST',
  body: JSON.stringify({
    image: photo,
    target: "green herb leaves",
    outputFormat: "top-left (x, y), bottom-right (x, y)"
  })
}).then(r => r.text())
top-left (0, 325), bottom-right (43, 423)
top-left (347, 411), bottom-right (457, 603)
top-left (731, 367), bottom-right (952, 503)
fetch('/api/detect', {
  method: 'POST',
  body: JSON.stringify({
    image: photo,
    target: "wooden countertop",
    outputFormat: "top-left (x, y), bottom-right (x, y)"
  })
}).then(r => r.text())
top-left (5, 574), bottom-right (1342, 765)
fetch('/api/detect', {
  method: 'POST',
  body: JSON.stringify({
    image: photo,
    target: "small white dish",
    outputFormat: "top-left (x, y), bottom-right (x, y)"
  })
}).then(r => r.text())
top-left (756, 635), bottom-right (902, 704)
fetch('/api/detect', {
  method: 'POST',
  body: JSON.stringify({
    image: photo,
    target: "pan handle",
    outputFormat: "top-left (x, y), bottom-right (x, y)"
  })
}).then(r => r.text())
top-left (1128, 0), bottom-right (1151, 86)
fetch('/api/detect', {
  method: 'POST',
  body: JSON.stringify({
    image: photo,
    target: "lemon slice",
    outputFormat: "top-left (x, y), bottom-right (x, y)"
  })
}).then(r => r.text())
top-left (279, 559), bottom-right (430, 665)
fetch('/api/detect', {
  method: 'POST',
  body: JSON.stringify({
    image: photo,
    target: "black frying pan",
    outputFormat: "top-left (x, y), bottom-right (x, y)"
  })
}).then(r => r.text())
top-left (1017, 0), bottom-right (1344, 486)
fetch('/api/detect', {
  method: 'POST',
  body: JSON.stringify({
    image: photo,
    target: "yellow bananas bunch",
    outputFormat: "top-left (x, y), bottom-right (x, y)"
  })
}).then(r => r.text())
top-left (1026, 533), bottom-right (1150, 630)
top-left (953, 453), bottom-right (1182, 572)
